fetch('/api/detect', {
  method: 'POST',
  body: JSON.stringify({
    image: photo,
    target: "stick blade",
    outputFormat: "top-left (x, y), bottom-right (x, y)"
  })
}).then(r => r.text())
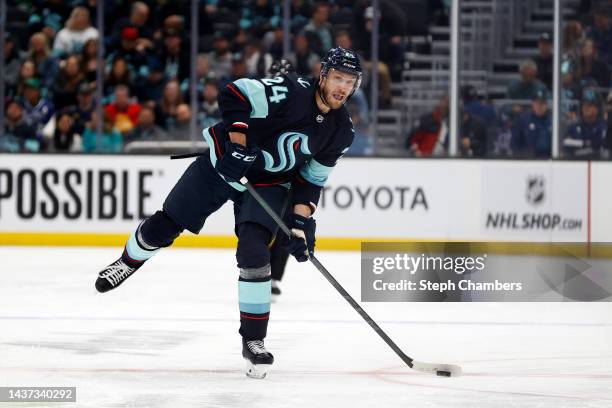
top-left (411, 361), bottom-right (462, 377)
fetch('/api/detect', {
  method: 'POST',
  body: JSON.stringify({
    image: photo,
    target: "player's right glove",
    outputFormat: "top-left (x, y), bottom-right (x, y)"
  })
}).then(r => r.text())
top-left (215, 141), bottom-right (259, 182)
top-left (269, 58), bottom-right (294, 76)
top-left (286, 214), bottom-right (316, 262)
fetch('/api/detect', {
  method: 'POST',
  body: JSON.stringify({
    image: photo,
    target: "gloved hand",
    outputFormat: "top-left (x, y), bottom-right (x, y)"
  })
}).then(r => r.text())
top-left (269, 58), bottom-right (295, 76)
top-left (215, 141), bottom-right (259, 182)
top-left (286, 214), bottom-right (316, 262)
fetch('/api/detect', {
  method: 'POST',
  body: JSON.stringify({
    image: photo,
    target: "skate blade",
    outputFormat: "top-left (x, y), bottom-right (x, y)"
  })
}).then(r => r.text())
top-left (245, 359), bottom-right (272, 379)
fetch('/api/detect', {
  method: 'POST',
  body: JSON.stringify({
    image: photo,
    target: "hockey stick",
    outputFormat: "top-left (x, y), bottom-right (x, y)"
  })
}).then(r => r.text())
top-left (240, 178), bottom-right (462, 377)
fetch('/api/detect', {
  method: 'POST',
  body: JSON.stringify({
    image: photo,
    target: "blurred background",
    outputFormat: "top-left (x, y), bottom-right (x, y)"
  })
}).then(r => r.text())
top-left (3, 0), bottom-right (610, 159)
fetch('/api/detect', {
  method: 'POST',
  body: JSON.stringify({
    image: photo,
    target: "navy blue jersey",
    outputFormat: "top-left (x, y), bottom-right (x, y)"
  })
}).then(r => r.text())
top-left (202, 73), bottom-right (354, 212)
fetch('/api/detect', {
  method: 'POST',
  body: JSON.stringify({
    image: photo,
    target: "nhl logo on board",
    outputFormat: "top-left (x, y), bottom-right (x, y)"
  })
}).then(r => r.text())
top-left (316, 114), bottom-right (324, 123)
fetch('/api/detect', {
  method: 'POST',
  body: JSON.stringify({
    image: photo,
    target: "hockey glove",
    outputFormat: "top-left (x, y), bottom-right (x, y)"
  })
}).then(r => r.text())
top-left (286, 214), bottom-right (316, 262)
top-left (269, 58), bottom-right (295, 76)
top-left (215, 142), bottom-right (260, 182)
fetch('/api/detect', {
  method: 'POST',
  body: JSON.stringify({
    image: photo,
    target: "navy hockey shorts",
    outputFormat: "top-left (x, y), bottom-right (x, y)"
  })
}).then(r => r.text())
top-left (163, 155), bottom-right (290, 236)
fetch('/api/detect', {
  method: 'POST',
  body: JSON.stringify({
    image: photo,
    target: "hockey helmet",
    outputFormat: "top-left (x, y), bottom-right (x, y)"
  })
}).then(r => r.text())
top-left (320, 47), bottom-right (362, 97)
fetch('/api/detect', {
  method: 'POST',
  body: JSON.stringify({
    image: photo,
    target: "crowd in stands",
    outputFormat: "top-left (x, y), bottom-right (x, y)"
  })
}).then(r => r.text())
top-left (10, 0), bottom-right (608, 160)
top-left (3, 0), bottom-right (418, 156)
top-left (407, 1), bottom-right (612, 159)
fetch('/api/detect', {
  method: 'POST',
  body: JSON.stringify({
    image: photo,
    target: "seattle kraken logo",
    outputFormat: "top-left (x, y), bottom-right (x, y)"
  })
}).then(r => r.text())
top-left (262, 132), bottom-right (311, 172)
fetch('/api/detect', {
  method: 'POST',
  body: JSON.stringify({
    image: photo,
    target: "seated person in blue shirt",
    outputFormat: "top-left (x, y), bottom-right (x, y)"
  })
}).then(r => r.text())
top-left (564, 88), bottom-right (607, 158)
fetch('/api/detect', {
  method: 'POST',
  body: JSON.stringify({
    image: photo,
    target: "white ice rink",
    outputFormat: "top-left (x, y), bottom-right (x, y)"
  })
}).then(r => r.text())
top-left (0, 246), bottom-right (611, 408)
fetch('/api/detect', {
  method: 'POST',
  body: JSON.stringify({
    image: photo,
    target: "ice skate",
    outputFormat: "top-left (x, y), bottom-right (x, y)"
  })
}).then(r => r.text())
top-left (95, 257), bottom-right (142, 293)
top-left (242, 339), bottom-right (274, 379)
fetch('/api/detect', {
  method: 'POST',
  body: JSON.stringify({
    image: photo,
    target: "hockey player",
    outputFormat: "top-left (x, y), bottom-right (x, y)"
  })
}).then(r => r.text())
top-left (95, 47), bottom-right (362, 379)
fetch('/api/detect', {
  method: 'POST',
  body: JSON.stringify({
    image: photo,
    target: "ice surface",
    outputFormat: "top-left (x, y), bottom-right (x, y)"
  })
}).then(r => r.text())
top-left (0, 247), bottom-right (610, 408)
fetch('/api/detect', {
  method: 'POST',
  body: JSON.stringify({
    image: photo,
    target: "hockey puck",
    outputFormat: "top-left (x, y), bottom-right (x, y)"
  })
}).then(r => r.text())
top-left (436, 370), bottom-right (451, 377)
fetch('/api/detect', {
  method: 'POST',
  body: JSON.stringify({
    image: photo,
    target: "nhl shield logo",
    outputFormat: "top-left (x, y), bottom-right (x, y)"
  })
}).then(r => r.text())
top-left (526, 176), bottom-right (545, 206)
top-left (316, 114), bottom-right (324, 123)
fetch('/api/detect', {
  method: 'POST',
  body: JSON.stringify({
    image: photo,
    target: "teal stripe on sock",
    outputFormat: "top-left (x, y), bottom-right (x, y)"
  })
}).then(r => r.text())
top-left (239, 302), bottom-right (270, 314)
top-left (238, 280), bottom-right (272, 304)
top-left (125, 230), bottom-right (159, 261)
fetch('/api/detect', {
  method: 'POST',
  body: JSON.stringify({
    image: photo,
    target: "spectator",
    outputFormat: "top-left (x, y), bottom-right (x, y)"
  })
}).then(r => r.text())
top-left (162, 14), bottom-right (187, 35)
top-left (564, 89), bottom-right (607, 158)
top-left (290, 0), bottom-right (313, 33)
top-left (32, 0), bottom-right (72, 25)
top-left (53, 54), bottom-right (84, 110)
top-left (231, 29), bottom-right (250, 54)
top-left (288, 33), bottom-right (319, 76)
top-left (134, 58), bottom-right (166, 108)
top-left (511, 90), bottom-right (552, 158)
top-left (50, 109), bottom-right (81, 152)
top-left (507, 59), bottom-right (548, 100)
top-left (13, 59), bottom-right (39, 100)
top-left (561, 59), bottom-right (582, 124)
top-left (345, 104), bottom-right (373, 156)
top-left (41, 13), bottom-right (63, 46)
top-left (75, 0), bottom-right (101, 27)
top-left (564, 20), bottom-right (585, 59)
top-left (462, 85), bottom-right (497, 127)
top-left (231, 53), bottom-right (248, 80)
top-left (155, 80), bottom-right (183, 129)
top-left (406, 95), bottom-right (449, 157)
top-left (124, 107), bottom-right (168, 144)
top-left (207, 33), bottom-right (233, 84)
top-left (157, 28), bottom-right (190, 83)
top-left (262, 25), bottom-right (284, 60)
top-left (109, 1), bottom-right (154, 52)
top-left (4, 34), bottom-right (24, 95)
top-left (577, 38), bottom-right (610, 87)
top-left (199, 81), bottom-right (221, 128)
top-left (22, 78), bottom-right (54, 134)
top-left (180, 54), bottom-right (213, 100)
top-left (72, 82), bottom-right (96, 134)
top-left (587, 5), bottom-right (612, 67)
top-left (460, 112), bottom-right (487, 157)
top-left (240, 0), bottom-right (281, 37)
top-left (303, 2), bottom-right (333, 56)
top-left (353, 2), bottom-right (407, 81)
top-left (83, 110), bottom-right (123, 153)
top-left (166, 103), bottom-right (192, 140)
top-left (104, 56), bottom-right (133, 98)
top-left (2, 100), bottom-right (38, 152)
top-left (80, 38), bottom-right (98, 83)
top-left (244, 39), bottom-right (273, 78)
top-left (534, 33), bottom-right (553, 91)
top-left (107, 26), bottom-right (151, 74)
top-left (53, 7), bottom-right (98, 57)
top-left (352, 6), bottom-right (394, 107)
top-left (104, 85), bottom-right (142, 135)
top-left (28, 32), bottom-right (60, 91)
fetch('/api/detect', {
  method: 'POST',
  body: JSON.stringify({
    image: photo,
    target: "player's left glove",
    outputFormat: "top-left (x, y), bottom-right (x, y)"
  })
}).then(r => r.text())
top-left (286, 214), bottom-right (316, 262)
top-left (215, 142), bottom-right (260, 182)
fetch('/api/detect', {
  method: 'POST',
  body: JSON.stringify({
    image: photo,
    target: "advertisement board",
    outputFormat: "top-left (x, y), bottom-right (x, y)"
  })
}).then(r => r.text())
top-left (0, 155), bottom-right (597, 246)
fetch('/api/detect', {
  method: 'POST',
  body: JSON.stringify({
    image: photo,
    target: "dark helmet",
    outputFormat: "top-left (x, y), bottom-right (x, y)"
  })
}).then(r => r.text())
top-left (320, 47), bottom-right (362, 96)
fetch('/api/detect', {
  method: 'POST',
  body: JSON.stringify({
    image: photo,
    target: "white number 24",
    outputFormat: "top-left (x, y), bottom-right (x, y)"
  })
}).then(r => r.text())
top-left (261, 77), bottom-right (288, 104)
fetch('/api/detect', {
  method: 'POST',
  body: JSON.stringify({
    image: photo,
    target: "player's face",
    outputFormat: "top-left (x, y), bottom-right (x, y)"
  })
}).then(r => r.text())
top-left (322, 69), bottom-right (357, 109)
